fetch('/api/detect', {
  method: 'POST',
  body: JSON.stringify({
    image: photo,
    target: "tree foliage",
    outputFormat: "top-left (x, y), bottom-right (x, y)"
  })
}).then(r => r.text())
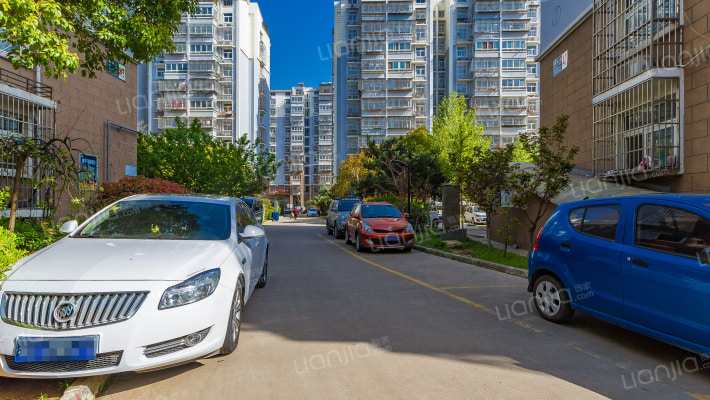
top-left (432, 93), bottom-right (491, 187)
top-left (509, 115), bottom-right (579, 254)
top-left (460, 145), bottom-right (516, 247)
top-left (358, 127), bottom-right (446, 206)
top-left (92, 175), bottom-right (192, 209)
top-left (313, 185), bottom-right (335, 215)
top-left (331, 153), bottom-right (370, 198)
top-left (0, 134), bottom-right (80, 232)
top-left (138, 119), bottom-right (280, 197)
top-left (0, 0), bottom-right (197, 79)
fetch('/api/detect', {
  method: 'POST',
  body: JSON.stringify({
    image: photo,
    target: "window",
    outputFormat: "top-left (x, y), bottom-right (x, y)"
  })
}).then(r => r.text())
top-left (527, 46), bottom-right (538, 56)
top-left (528, 8), bottom-right (537, 18)
top-left (635, 204), bottom-right (710, 259)
top-left (502, 40), bottom-right (525, 50)
top-left (569, 205), bottom-right (621, 241)
top-left (190, 44), bottom-right (213, 54)
top-left (415, 47), bottom-right (425, 57)
top-left (474, 20), bottom-right (500, 33)
top-left (390, 61), bottom-right (410, 71)
top-left (388, 42), bottom-right (411, 51)
top-left (223, 0), bottom-right (232, 5)
top-left (502, 79), bottom-right (525, 88)
top-left (527, 63), bottom-right (538, 75)
top-left (223, 13), bottom-right (233, 23)
top-left (166, 63), bottom-right (188, 72)
top-left (476, 41), bottom-right (499, 50)
top-left (457, 47), bottom-right (468, 58)
top-left (223, 49), bottom-right (232, 59)
top-left (196, 6), bottom-right (213, 15)
top-left (415, 65), bottom-right (425, 76)
top-left (456, 83), bottom-right (468, 94)
top-left (502, 59), bottom-right (525, 69)
top-left (527, 82), bottom-right (537, 94)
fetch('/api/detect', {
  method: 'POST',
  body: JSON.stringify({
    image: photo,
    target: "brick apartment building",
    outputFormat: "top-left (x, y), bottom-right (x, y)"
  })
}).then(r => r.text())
top-left (538, 0), bottom-right (710, 193)
top-left (0, 46), bottom-right (138, 217)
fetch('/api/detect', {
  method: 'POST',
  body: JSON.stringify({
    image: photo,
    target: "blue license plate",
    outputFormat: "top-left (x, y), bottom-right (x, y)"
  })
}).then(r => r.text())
top-left (385, 235), bottom-right (400, 243)
top-left (15, 336), bottom-right (98, 363)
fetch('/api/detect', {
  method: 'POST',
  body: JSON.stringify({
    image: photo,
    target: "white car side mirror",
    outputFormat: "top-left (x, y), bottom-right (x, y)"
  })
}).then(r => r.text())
top-left (240, 225), bottom-right (265, 240)
top-left (60, 220), bottom-right (79, 234)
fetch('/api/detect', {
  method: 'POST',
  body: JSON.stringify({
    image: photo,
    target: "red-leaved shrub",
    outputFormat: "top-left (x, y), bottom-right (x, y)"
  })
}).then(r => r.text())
top-left (93, 176), bottom-right (192, 209)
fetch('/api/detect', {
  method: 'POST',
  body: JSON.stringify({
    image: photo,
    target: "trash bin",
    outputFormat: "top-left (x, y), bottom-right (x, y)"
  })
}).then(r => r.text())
top-left (271, 211), bottom-right (280, 221)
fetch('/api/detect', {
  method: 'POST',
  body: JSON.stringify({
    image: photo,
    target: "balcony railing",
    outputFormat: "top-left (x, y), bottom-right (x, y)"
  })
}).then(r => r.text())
top-left (0, 68), bottom-right (53, 99)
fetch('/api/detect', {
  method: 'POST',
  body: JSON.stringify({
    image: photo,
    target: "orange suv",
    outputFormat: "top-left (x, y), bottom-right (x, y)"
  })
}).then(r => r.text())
top-left (344, 202), bottom-right (414, 252)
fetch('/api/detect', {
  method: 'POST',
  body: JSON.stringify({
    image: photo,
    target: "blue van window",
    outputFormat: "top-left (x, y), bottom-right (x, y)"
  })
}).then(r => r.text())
top-left (569, 208), bottom-right (584, 231)
top-left (569, 205), bottom-right (620, 241)
top-left (635, 204), bottom-right (710, 259)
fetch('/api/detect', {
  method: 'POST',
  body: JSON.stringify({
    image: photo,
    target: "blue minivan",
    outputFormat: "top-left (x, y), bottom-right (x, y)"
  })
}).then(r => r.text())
top-left (528, 194), bottom-right (710, 355)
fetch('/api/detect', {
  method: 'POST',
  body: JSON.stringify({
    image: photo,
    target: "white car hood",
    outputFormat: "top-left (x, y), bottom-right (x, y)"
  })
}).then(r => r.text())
top-left (7, 237), bottom-right (234, 282)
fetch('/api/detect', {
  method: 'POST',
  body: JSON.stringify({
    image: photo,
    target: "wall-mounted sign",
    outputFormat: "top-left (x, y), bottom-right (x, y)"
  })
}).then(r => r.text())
top-left (553, 50), bottom-right (568, 77)
top-left (107, 60), bottom-right (126, 82)
top-left (125, 165), bottom-right (137, 177)
top-left (80, 153), bottom-right (98, 190)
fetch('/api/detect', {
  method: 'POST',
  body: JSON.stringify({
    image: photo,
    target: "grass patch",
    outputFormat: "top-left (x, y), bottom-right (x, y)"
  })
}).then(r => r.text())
top-left (417, 231), bottom-right (528, 270)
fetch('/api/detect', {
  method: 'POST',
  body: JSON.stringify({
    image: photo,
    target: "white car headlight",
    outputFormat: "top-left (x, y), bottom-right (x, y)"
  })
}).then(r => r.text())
top-left (159, 269), bottom-right (221, 310)
top-left (406, 223), bottom-right (414, 233)
top-left (361, 221), bottom-right (373, 233)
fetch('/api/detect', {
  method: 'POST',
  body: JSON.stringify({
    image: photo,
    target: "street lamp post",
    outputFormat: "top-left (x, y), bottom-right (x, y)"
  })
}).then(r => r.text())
top-left (391, 159), bottom-right (410, 217)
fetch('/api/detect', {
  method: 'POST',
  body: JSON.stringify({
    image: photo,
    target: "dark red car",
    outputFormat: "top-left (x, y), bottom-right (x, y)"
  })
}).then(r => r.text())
top-left (344, 202), bottom-right (415, 252)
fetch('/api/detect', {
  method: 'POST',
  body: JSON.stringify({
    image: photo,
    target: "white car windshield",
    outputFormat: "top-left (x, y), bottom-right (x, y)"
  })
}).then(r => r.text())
top-left (75, 200), bottom-right (230, 240)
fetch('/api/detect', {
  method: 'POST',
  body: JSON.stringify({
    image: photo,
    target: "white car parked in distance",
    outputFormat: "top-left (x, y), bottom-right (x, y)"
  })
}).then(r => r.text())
top-left (0, 194), bottom-right (268, 378)
top-left (464, 206), bottom-right (487, 225)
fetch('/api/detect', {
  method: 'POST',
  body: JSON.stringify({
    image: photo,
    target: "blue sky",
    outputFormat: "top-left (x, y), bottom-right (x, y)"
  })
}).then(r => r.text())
top-left (257, 1), bottom-right (335, 90)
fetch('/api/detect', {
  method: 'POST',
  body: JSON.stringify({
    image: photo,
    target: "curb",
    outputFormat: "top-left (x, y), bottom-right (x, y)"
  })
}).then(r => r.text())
top-left (413, 245), bottom-right (528, 279)
top-left (60, 375), bottom-right (109, 400)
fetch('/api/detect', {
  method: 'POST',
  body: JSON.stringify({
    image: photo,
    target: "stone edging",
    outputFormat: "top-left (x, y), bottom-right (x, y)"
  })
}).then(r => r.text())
top-left (413, 245), bottom-right (528, 279)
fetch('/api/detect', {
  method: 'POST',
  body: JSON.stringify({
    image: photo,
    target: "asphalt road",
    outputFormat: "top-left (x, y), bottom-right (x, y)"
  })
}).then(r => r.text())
top-left (95, 217), bottom-right (710, 400)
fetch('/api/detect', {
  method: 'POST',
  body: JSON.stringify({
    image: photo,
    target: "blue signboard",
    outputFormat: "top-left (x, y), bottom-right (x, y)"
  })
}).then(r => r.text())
top-left (80, 153), bottom-right (98, 190)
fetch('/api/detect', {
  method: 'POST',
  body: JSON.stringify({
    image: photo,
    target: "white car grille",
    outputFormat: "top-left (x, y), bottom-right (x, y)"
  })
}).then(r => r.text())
top-left (1, 292), bottom-right (149, 330)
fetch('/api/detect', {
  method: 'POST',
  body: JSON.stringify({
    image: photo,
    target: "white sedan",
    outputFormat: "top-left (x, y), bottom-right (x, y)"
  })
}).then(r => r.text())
top-left (0, 194), bottom-right (268, 378)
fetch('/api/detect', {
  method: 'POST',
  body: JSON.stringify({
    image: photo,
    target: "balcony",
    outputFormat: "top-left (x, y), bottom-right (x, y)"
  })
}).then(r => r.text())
top-left (157, 98), bottom-right (187, 111)
top-left (157, 80), bottom-right (187, 92)
top-left (190, 80), bottom-right (218, 92)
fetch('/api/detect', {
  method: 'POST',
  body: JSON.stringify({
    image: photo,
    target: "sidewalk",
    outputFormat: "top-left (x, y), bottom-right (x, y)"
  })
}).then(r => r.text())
top-left (464, 224), bottom-right (529, 258)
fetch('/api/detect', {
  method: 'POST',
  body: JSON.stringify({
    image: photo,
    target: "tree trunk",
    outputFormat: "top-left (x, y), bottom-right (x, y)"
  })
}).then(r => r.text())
top-left (486, 219), bottom-right (492, 248)
top-left (8, 155), bottom-right (26, 233)
top-left (527, 224), bottom-right (536, 258)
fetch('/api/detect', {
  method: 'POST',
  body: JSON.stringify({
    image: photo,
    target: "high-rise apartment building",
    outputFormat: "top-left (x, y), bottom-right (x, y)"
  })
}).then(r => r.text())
top-left (270, 83), bottom-right (335, 208)
top-left (333, 0), bottom-right (540, 168)
top-left (138, 0), bottom-right (270, 146)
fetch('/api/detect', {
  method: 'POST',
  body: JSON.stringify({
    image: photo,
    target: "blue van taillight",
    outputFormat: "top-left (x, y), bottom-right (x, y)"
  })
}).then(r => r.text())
top-left (533, 225), bottom-right (544, 252)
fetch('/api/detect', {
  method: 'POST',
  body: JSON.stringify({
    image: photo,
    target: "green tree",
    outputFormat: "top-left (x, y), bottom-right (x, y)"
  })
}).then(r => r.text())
top-left (358, 127), bottom-right (446, 207)
top-left (0, 135), bottom-right (80, 232)
top-left (460, 145), bottom-right (515, 247)
top-left (138, 119), bottom-right (280, 197)
top-left (0, 0), bottom-right (197, 79)
top-left (313, 185), bottom-right (335, 215)
top-left (432, 93), bottom-right (491, 186)
top-left (332, 154), bottom-right (370, 198)
top-left (509, 115), bottom-right (579, 255)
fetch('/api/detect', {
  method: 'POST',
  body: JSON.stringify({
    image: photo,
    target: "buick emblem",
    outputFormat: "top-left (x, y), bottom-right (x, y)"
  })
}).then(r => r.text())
top-left (53, 302), bottom-right (76, 323)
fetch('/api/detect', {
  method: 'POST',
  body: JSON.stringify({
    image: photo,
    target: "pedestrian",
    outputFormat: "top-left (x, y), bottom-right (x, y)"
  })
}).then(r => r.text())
top-left (293, 207), bottom-right (299, 220)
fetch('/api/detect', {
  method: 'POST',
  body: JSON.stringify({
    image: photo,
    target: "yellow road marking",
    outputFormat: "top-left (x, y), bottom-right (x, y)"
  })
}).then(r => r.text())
top-left (318, 233), bottom-right (541, 333)
top-left (440, 285), bottom-right (516, 290)
top-left (686, 393), bottom-right (710, 400)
